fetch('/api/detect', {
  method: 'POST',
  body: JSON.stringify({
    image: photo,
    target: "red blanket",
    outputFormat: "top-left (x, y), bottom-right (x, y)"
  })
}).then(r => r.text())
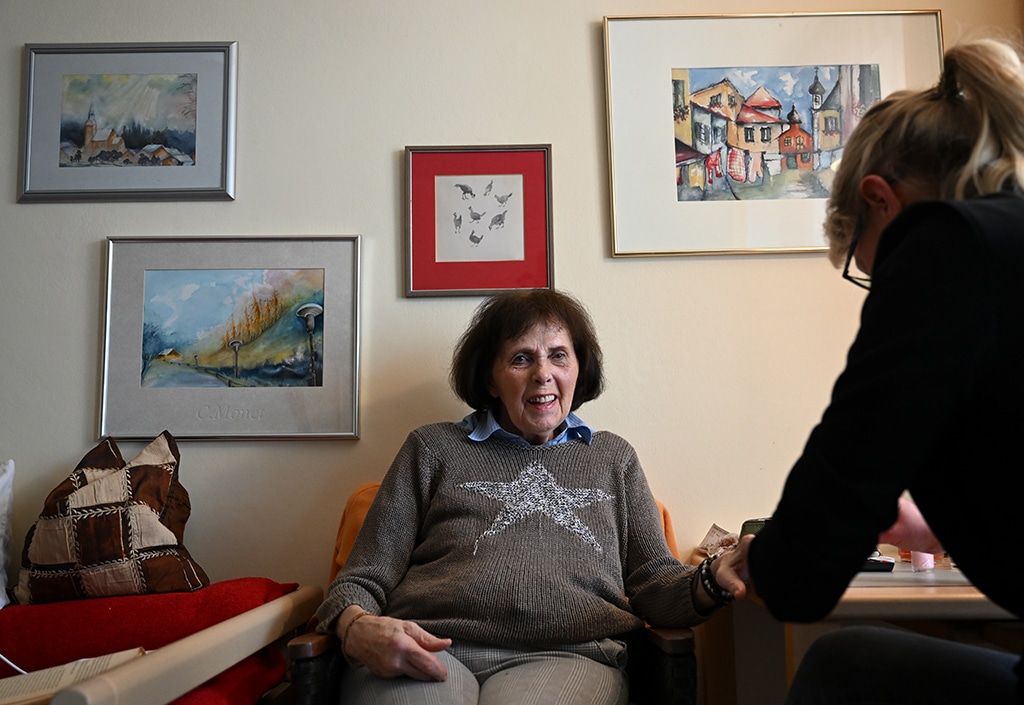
top-left (0, 577), bottom-right (296, 704)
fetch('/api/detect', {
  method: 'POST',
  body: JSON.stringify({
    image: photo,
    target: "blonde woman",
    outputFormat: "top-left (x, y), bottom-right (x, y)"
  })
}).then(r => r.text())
top-left (725, 38), bottom-right (1024, 704)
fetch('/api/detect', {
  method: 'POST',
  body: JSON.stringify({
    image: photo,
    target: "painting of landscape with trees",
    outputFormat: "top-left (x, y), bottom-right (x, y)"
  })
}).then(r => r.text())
top-left (141, 268), bottom-right (326, 389)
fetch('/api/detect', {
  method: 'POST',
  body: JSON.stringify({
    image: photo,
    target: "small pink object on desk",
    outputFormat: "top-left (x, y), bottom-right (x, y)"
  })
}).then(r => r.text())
top-left (911, 551), bottom-right (935, 572)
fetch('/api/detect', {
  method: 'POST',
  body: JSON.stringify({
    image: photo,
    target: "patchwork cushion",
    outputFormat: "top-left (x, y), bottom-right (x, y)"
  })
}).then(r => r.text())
top-left (14, 431), bottom-right (208, 605)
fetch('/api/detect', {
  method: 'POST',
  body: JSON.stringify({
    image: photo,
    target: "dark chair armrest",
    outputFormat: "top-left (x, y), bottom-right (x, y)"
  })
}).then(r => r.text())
top-left (286, 632), bottom-right (344, 705)
top-left (288, 631), bottom-right (335, 660)
top-left (644, 625), bottom-right (695, 655)
top-left (629, 626), bottom-right (697, 705)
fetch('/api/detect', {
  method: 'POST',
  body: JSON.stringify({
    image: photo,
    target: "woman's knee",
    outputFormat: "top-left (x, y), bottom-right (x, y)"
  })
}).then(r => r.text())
top-left (786, 626), bottom-right (899, 704)
top-left (338, 650), bottom-right (479, 705)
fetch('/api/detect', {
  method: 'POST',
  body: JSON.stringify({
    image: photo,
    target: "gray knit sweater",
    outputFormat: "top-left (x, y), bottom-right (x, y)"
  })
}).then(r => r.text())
top-left (316, 422), bottom-right (706, 646)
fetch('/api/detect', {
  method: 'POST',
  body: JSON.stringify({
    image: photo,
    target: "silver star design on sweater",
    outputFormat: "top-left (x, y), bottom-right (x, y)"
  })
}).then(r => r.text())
top-left (459, 461), bottom-right (614, 555)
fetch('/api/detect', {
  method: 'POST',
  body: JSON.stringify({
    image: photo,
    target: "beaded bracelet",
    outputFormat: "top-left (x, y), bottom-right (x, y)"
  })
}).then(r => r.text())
top-left (698, 554), bottom-right (734, 606)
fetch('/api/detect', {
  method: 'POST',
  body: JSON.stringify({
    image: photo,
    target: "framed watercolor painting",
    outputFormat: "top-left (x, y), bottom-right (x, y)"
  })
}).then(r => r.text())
top-left (100, 237), bottom-right (360, 440)
top-left (18, 42), bottom-right (237, 202)
top-left (405, 144), bottom-right (553, 297)
top-left (604, 12), bottom-right (943, 256)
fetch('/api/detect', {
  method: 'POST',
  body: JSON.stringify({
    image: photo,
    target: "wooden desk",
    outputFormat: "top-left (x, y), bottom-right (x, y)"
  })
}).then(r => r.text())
top-left (732, 560), bottom-right (1017, 705)
top-left (828, 561), bottom-right (1014, 620)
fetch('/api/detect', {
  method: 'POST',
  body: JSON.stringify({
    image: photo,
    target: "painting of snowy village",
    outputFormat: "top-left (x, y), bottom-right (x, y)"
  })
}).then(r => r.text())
top-left (141, 269), bottom-right (326, 389)
top-left (674, 64), bottom-right (880, 201)
top-left (59, 73), bottom-right (197, 168)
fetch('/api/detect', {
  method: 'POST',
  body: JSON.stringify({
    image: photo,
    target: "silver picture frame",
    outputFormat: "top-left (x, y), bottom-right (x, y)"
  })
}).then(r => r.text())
top-left (100, 237), bottom-right (360, 440)
top-left (19, 42), bottom-right (238, 202)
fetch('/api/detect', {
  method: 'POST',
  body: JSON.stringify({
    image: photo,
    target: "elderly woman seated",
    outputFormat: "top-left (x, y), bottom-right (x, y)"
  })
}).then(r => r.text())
top-left (315, 289), bottom-right (746, 705)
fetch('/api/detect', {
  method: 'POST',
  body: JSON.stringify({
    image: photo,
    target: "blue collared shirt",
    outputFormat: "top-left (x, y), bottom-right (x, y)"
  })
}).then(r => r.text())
top-left (457, 409), bottom-right (593, 446)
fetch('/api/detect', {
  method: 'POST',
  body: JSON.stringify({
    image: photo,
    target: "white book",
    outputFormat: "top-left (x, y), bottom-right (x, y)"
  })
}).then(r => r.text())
top-left (0, 647), bottom-right (145, 705)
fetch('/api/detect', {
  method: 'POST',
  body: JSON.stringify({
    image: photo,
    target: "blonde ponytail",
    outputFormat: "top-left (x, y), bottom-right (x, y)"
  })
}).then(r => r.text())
top-left (944, 39), bottom-right (1024, 198)
top-left (823, 37), bottom-right (1024, 267)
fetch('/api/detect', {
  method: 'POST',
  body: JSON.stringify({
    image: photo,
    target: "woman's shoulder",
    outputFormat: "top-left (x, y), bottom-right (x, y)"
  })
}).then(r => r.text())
top-left (946, 193), bottom-right (1024, 247)
top-left (898, 193), bottom-right (1024, 236)
top-left (950, 191), bottom-right (1024, 216)
top-left (884, 194), bottom-right (1024, 267)
top-left (589, 430), bottom-right (640, 457)
top-left (407, 420), bottom-right (469, 442)
top-left (388, 422), bottom-right (472, 474)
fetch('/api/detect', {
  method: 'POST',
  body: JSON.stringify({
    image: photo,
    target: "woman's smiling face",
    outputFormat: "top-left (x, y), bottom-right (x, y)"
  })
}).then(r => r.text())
top-left (488, 320), bottom-right (578, 445)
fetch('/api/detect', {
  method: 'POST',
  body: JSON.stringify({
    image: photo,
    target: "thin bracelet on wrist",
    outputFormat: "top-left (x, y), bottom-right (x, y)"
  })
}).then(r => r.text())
top-left (340, 610), bottom-right (373, 662)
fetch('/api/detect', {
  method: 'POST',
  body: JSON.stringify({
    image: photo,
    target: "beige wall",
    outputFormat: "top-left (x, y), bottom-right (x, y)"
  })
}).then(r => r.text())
top-left (1, 0), bottom-right (1019, 594)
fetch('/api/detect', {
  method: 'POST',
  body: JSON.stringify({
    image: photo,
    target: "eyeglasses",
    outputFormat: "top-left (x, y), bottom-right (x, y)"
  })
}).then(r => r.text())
top-left (842, 219), bottom-right (872, 290)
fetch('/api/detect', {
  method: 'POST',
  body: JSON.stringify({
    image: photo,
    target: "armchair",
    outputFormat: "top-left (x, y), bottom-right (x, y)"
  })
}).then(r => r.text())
top-left (286, 482), bottom-right (697, 705)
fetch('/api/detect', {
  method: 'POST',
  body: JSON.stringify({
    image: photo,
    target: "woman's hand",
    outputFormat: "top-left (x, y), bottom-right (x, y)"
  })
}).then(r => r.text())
top-left (335, 606), bottom-right (452, 681)
top-left (693, 534), bottom-right (753, 612)
top-left (712, 534), bottom-right (753, 601)
top-left (878, 497), bottom-right (944, 554)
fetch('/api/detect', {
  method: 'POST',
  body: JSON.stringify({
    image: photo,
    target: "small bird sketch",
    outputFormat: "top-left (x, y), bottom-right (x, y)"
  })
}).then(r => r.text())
top-left (434, 173), bottom-right (525, 264)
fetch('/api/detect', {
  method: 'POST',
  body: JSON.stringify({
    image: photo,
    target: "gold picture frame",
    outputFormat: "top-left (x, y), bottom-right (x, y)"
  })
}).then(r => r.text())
top-left (604, 12), bottom-right (943, 256)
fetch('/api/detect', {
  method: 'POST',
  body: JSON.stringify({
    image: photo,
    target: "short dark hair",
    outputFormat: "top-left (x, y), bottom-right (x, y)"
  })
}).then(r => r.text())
top-left (450, 290), bottom-right (605, 411)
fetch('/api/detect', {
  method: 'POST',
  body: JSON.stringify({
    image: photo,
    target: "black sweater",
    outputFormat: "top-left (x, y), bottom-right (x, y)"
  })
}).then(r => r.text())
top-left (750, 193), bottom-right (1024, 626)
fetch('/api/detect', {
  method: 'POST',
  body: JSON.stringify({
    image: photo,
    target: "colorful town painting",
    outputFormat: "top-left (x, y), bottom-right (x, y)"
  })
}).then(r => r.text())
top-left (141, 269), bottom-right (326, 389)
top-left (674, 64), bottom-right (881, 201)
top-left (59, 73), bottom-right (197, 168)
